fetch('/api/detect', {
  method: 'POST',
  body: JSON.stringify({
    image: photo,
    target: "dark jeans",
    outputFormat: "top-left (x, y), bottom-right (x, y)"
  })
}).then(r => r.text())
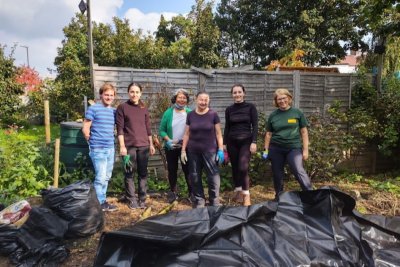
top-left (165, 147), bottom-right (191, 196)
top-left (226, 137), bottom-right (252, 190)
top-left (124, 146), bottom-right (149, 203)
top-left (188, 151), bottom-right (220, 206)
top-left (269, 144), bottom-right (312, 197)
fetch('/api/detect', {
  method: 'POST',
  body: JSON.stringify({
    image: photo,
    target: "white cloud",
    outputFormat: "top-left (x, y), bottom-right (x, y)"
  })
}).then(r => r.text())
top-left (124, 8), bottom-right (177, 35)
top-left (0, 0), bottom-right (174, 77)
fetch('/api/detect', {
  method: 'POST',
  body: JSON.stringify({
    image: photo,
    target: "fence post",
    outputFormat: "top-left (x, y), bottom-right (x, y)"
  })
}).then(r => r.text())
top-left (293, 71), bottom-right (300, 108)
top-left (44, 100), bottom-right (51, 144)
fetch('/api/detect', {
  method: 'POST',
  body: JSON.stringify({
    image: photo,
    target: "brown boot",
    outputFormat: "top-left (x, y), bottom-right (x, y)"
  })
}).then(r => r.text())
top-left (232, 191), bottom-right (243, 203)
top-left (243, 194), bottom-right (251, 206)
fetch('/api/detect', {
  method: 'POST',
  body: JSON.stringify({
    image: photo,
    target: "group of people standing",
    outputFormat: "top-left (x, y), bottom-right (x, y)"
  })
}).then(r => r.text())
top-left (83, 82), bottom-right (312, 212)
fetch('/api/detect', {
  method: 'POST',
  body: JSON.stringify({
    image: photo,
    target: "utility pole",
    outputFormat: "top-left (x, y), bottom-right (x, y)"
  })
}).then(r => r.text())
top-left (20, 45), bottom-right (30, 67)
top-left (79, 0), bottom-right (95, 93)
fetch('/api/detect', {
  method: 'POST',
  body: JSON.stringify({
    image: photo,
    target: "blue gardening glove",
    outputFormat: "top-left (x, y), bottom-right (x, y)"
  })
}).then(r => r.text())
top-left (166, 140), bottom-right (174, 150)
top-left (216, 149), bottom-right (224, 164)
top-left (262, 149), bottom-right (269, 160)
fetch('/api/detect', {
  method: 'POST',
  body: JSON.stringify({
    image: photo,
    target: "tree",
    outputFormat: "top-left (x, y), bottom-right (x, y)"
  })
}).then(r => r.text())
top-left (216, 0), bottom-right (365, 67)
top-left (155, 15), bottom-right (177, 45)
top-left (215, 0), bottom-right (255, 66)
top-left (188, 0), bottom-right (226, 68)
top-left (15, 66), bottom-right (42, 93)
top-left (356, 1), bottom-right (400, 78)
top-left (54, 13), bottom-right (92, 120)
top-left (0, 44), bottom-right (24, 126)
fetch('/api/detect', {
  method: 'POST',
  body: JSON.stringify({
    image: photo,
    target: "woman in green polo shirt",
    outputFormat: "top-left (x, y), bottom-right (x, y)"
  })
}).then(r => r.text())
top-left (263, 88), bottom-right (312, 201)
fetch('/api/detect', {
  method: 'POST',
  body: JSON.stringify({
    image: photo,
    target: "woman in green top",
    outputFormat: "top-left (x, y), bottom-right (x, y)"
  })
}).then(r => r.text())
top-left (159, 89), bottom-right (193, 203)
top-left (263, 88), bottom-right (312, 200)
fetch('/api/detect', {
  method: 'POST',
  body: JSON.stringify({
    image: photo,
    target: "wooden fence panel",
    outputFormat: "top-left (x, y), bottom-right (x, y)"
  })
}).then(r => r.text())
top-left (93, 65), bottom-right (383, 174)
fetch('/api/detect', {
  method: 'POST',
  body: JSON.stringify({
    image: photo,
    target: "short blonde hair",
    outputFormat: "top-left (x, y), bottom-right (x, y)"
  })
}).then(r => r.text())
top-left (273, 88), bottom-right (293, 107)
top-left (99, 83), bottom-right (116, 95)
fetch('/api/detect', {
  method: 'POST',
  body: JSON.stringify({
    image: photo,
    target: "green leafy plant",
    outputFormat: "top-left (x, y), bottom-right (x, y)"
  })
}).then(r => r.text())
top-left (305, 101), bottom-right (360, 180)
top-left (0, 133), bottom-right (52, 205)
top-left (58, 153), bottom-right (94, 187)
top-left (351, 68), bottom-right (400, 158)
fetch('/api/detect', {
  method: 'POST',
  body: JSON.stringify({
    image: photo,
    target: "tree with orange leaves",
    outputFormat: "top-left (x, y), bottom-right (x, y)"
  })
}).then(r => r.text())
top-left (266, 49), bottom-right (306, 71)
top-left (15, 66), bottom-right (42, 94)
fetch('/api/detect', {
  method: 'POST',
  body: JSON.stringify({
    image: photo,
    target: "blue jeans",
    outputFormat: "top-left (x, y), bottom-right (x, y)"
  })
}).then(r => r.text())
top-left (269, 145), bottom-right (312, 198)
top-left (188, 151), bottom-right (220, 206)
top-left (89, 147), bottom-right (115, 204)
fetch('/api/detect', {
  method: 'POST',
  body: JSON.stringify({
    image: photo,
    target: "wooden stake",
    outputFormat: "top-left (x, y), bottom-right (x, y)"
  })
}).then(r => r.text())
top-left (53, 138), bottom-right (60, 188)
top-left (44, 100), bottom-right (51, 144)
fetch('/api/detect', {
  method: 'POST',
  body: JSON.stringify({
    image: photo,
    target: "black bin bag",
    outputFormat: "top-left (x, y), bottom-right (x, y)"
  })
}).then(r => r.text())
top-left (41, 179), bottom-right (104, 238)
top-left (94, 187), bottom-right (400, 267)
top-left (0, 224), bottom-right (19, 256)
top-left (9, 207), bottom-right (69, 267)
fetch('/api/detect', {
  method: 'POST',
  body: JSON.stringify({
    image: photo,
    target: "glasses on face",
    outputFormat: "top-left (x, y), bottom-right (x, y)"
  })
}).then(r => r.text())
top-left (277, 96), bottom-right (288, 101)
top-left (103, 94), bottom-right (115, 97)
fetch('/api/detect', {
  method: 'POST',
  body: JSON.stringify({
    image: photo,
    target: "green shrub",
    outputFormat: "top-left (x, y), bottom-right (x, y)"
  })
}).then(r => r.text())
top-left (0, 133), bottom-right (52, 205)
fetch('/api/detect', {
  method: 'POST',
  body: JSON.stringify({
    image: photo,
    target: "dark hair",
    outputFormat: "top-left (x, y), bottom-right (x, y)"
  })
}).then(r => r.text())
top-left (171, 88), bottom-right (190, 104)
top-left (230, 83), bottom-right (246, 94)
top-left (127, 82), bottom-right (143, 92)
top-left (127, 82), bottom-right (145, 108)
top-left (195, 91), bottom-right (209, 98)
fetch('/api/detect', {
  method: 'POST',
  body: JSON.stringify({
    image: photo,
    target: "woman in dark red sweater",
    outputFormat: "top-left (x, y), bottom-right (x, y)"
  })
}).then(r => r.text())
top-left (116, 82), bottom-right (155, 209)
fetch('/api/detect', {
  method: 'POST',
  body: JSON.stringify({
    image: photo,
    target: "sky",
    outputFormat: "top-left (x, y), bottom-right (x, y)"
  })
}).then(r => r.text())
top-left (0, 0), bottom-right (203, 78)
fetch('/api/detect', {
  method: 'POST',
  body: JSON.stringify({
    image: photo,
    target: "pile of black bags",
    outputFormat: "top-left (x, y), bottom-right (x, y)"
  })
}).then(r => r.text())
top-left (0, 180), bottom-right (103, 266)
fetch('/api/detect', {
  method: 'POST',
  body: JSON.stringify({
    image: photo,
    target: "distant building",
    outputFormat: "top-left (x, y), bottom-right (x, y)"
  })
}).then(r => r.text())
top-left (332, 50), bottom-right (363, 73)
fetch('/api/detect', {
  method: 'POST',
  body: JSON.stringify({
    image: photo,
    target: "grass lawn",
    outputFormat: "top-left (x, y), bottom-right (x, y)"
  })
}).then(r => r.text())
top-left (0, 124), bottom-right (60, 143)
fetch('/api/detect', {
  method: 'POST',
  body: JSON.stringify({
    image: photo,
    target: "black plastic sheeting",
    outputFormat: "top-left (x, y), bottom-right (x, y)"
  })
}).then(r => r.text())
top-left (94, 188), bottom-right (400, 266)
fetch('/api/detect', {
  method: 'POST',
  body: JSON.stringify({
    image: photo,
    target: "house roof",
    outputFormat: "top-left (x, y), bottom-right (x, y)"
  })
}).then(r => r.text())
top-left (338, 55), bottom-right (358, 66)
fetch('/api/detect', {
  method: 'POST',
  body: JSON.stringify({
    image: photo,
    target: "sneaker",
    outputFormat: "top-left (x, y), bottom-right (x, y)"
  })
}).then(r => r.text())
top-left (167, 191), bottom-right (178, 203)
top-left (128, 201), bottom-right (139, 210)
top-left (101, 202), bottom-right (118, 212)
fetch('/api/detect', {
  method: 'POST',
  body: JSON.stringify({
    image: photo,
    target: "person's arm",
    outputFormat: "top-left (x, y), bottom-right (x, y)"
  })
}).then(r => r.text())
top-left (181, 125), bottom-right (190, 152)
top-left (300, 127), bottom-right (309, 160)
top-left (115, 106), bottom-right (127, 156)
top-left (223, 107), bottom-right (230, 147)
top-left (82, 119), bottom-right (92, 142)
top-left (215, 123), bottom-right (223, 151)
top-left (118, 135), bottom-right (127, 156)
top-left (144, 109), bottom-right (155, 155)
top-left (250, 104), bottom-right (258, 154)
top-left (159, 110), bottom-right (170, 141)
top-left (148, 135), bottom-right (155, 155)
top-left (264, 132), bottom-right (272, 151)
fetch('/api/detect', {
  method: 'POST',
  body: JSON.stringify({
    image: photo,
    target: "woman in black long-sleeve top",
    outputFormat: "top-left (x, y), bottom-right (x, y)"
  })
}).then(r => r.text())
top-left (223, 84), bottom-right (258, 206)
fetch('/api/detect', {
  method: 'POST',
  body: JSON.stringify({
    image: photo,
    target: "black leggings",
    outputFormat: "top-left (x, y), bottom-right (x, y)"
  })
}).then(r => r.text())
top-left (226, 137), bottom-right (252, 190)
top-left (165, 147), bottom-right (191, 195)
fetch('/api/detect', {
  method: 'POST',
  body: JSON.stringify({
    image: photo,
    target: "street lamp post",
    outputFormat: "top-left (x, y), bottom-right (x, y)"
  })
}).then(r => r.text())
top-left (79, 0), bottom-right (95, 93)
top-left (20, 45), bottom-right (30, 67)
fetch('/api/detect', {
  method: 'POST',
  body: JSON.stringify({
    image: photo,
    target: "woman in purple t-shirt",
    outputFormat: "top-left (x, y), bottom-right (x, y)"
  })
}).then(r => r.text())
top-left (181, 92), bottom-right (224, 208)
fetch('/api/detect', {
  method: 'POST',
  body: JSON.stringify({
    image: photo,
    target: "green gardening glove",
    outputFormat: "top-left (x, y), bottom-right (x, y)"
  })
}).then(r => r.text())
top-left (122, 155), bottom-right (133, 173)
